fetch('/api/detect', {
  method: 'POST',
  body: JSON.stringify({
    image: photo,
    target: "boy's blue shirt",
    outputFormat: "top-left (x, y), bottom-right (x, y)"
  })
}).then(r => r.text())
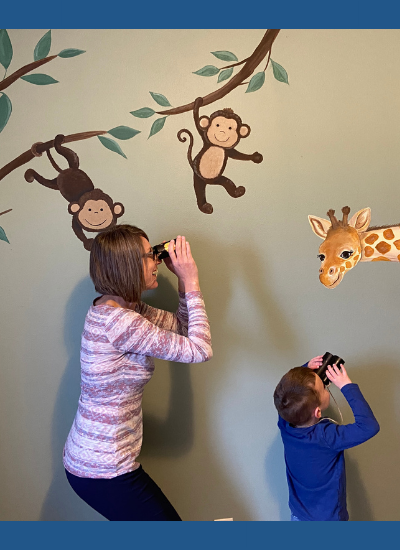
top-left (278, 383), bottom-right (380, 521)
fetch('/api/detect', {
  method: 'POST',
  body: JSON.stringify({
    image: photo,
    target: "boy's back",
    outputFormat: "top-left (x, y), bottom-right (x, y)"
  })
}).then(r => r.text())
top-left (275, 360), bottom-right (379, 521)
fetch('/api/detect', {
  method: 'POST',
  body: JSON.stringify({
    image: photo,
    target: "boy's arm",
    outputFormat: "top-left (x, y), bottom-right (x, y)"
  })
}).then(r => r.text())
top-left (321, 366), bottom-right (379, 451)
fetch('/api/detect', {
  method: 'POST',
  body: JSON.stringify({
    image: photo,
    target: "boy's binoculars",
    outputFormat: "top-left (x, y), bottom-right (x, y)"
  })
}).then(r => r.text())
top-left (152, 240), bottom-right (176, 260)
top-left (316, 352), bottom-right (345, 386)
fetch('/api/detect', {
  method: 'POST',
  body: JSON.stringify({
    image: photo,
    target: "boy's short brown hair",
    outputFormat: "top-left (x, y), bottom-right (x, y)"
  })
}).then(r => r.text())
top-left (90, 224), bottom-right (149, 303)
top-left (273, 367), bottom-right (321, 426)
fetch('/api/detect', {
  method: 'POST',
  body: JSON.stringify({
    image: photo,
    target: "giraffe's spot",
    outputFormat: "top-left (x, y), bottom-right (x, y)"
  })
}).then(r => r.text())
top-left (365, 233), bottom-right (379, 245)
top-left (394, 240), bottom-right (400, 250)
top-left (340, 266), bottom-right (345, 272)
top-left (364, 246), bottom-right (374, 257)
top-left (353, 254), bottom-right (360, 262)
top-left (345, 261), bottom-right (352, 269)
top-left (383, 229), bottom-right (395, 240)
top-left (375, 241), bottom-right (391, 255)
top-left (371, 256), bottom-right (391, 262)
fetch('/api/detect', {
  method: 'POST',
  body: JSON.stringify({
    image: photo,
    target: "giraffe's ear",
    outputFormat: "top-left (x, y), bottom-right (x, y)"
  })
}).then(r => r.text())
top-left (308, 215), bottom-right (331, 239)
top-left (348, 208), bottom-right (371, 232)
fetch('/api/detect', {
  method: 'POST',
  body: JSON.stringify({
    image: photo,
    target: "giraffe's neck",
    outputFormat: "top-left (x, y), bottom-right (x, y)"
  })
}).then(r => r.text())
top-left (360, 226), bottom-right (400, 262)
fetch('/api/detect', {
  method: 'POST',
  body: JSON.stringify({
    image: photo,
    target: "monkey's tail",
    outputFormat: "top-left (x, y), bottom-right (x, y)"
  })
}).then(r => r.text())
top-left (54, 134), bottom-right (80, 169)
top-left (177, 129), bottom-right (194, 168)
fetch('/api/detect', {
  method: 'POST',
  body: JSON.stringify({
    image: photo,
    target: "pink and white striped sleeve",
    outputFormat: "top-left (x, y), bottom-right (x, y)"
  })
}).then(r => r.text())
top-left (105, 291), bottom-right (212, 364)
top-left (136, 292), bottom-right (189, 335)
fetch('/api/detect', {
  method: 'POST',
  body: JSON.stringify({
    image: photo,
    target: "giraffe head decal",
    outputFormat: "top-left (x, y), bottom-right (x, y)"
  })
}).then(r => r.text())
top-left (308, 206), bottom-right (371, 289)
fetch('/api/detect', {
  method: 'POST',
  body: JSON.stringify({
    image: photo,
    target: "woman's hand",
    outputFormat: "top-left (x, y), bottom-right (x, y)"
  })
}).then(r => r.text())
top-left (308, 355), bottom-right (324, 369)
top-left (164, 236), bottom-right (200, 292)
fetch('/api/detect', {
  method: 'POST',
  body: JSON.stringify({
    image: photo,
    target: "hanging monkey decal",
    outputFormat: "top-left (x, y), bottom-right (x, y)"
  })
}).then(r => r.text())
top-left (24, 135), bottom-right (125, 250)
top-left (177, 97), bottom-right (263, 214)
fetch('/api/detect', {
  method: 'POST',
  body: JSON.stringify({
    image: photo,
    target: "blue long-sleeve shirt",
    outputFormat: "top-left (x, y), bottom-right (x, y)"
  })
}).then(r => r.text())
top-left (278, 383), bottom-right (380, 521)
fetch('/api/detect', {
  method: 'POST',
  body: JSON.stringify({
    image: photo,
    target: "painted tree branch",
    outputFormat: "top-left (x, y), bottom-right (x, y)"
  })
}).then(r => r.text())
top-left (0, 55), bottom-right (58, 92)
top-left (0, 130), bottom-right (107, 182)
top-left (156, 29), bottom-right (280, 116)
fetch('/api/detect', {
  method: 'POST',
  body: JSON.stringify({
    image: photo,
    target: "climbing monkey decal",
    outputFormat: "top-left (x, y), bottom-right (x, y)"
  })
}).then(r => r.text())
top-left (24, 135), bottom-right (125, 250)
top-left (177, 97), bottom-right (263, 214)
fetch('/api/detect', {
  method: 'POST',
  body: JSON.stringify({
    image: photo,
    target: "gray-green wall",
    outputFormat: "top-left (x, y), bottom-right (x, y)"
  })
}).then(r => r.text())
top-left (0, 29), bottom-right (399, 521)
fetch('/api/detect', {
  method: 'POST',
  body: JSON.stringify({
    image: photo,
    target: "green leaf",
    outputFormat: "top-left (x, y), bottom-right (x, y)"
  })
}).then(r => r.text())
top-left (211, 51), bottom-right (238, 62)
top-left (0, 93), bottom-right (12, 134)
top-left (58, 48), bottom-right (86, 58)
top-left (0, 226), bottom-right (9, 244)
top-left (218, 68), bottom-right (233, 83)
top-left (0, 29), bottom-right (13, 70)
top-left (271, 59), bottom-right (289, 84)
top-left (130, 107), bottom-right (155, 118)
top-left (20, 74), bottom-right (58, 85)
top-left (193, 65), bottom-right (220, 77)
top-left (149, 92), bottom-right (171, 107)
top-left (245, 71), bottom-right (265, 93)
top-left (148, 116), bottom-right (167, 139)
top-left (98, 136), bottom-right (127, 158)
top-left (108, 126), bottom-right (140, 140)
top-left (34, 30), bottom-right (51, 61)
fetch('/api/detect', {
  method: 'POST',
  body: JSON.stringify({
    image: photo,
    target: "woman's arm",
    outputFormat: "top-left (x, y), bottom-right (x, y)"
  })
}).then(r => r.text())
top-left (104, 291), bottom-right (212, 363)
top-left (136, 292), bottom-right (189, 335)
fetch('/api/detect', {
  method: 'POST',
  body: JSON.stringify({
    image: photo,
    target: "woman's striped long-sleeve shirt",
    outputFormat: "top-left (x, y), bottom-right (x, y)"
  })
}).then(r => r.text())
top-left (63, 290), bottom-right (212, 478)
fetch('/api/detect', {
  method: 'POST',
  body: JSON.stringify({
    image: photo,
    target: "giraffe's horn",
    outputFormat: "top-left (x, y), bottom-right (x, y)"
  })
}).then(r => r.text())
top-left (341, 206), bottom-right (350, 226)
top-left (327, 209), bottom-right (339, 227)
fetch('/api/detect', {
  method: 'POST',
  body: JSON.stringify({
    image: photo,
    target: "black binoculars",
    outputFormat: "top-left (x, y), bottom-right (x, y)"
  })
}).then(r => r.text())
top-left (316, 352), bottom-right (345, 386)
top-left (152, 240), bottom-right (175, 260)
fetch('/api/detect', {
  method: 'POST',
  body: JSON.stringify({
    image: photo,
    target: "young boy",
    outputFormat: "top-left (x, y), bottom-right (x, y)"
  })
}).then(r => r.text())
top-left (273, 356), bottom-right (379, 521)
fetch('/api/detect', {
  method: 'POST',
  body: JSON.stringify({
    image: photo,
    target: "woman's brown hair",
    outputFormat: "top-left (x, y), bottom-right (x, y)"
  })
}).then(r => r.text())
top-left (273, 367), bottom-right (321, 426)
top-left (90, 224), bottom-right (149, 303)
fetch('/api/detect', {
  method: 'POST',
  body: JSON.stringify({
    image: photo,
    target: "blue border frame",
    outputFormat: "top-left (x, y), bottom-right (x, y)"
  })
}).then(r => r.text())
top-left (4, 0), bottom-right (400, 29)
top-left (1, 1), bottom-right (399, 546)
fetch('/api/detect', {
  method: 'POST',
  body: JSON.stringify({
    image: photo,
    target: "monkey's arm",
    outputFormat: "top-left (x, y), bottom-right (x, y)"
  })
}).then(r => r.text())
top-left (72, 217), bottom-right (94, 251)
top-left (228, 149), bottom-right (263, 163)
top-left (193, 97), bottom-right (204, 134)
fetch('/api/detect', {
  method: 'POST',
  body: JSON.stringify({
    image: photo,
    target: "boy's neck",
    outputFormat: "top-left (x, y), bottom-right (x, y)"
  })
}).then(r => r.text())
top-left (295, 417), bottom-right (320, 428)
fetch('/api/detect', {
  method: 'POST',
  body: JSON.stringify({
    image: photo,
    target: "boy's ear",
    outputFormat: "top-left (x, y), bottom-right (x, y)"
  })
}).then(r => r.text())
top-left (313, 407), bottom-right (322, 420)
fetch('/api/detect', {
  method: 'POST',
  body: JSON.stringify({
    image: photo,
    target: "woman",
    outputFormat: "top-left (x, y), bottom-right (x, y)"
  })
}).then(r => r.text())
top-left (63, 225), bottom-right (212, 520)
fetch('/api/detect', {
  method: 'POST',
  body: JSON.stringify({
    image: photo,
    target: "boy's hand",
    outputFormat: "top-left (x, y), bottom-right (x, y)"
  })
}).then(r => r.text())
top-left (326, 364), bottom-right (352, 390)
top-left (308, 355), bottom-right (324, 369)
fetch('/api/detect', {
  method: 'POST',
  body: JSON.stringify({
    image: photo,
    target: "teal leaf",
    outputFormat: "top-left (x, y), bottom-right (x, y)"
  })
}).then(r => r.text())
top-left (148, 116), bottom-right (167, 139)
top-left (20, 74), bottom-right (58, 85)
top-left (0, 226), bottom-right (9, 244)
top-left (0, 29), bottom-right (13, 70)
top-left (271, 59), bottom-right (289, 84)
top-left (34, 30), bottom-right (51, 61)
top-left (130, 107), bottom-right (155, 118)
top-left (211, 51), bottom-right (238, 62)
top-left (58, 48), bottom-right (86, 58)
top-left (149, 92), bottom-right (171, 107)
top-left (245, 71), bottom-right (265, 93)
top-left (0, 93), bottom-right (12, 134)
top-left (218, 68), bottom-right (233, 83)
top-left (98, 136), bottom-right (127, 158)
top-left (193, 65), bottom-right (220, 77)
top-left (108, 126), bottom-right (140, 140)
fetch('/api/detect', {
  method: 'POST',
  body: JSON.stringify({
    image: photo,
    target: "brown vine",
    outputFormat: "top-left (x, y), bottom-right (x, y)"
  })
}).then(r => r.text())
top-left (155, 29), bottom-right (280, 116)
top-left (0, 55), bottom-right (58, 92)
top-left (0, 131), bottom-right (107, 182)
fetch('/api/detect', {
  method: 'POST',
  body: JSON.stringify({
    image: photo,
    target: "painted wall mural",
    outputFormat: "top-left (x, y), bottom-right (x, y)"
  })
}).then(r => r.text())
top-left (309, 206), bottom-right (400, 289)
top-left (0, 29), bottom-right (288, 250)
top-left (24, 135), bottom-right (125, 250)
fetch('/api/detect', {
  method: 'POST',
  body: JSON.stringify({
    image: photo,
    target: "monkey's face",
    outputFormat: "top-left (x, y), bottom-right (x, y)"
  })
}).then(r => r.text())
top-left (78, 199), bottom-right (114, 230)
top-left (207, 116), bottom-right (240, 148)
